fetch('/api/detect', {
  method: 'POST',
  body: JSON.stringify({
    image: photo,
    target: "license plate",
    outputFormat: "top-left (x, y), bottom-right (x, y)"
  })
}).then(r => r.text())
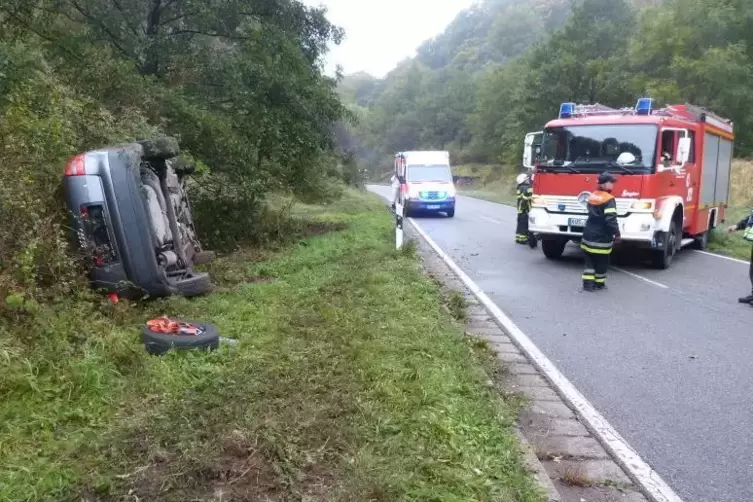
top-left (568, 217), bottom-right (587, 227)
top-left (426, 204), bottom-right (440, 210)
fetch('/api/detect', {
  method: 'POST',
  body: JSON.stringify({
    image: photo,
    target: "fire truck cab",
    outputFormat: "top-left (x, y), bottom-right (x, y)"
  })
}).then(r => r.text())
top-left (529, 98), bottom-right (734, 269)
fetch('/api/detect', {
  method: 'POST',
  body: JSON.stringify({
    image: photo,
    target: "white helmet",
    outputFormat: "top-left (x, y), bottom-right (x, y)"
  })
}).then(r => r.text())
top-left (516, 173), bottom-right (529, 184)
top-left (616, 152), bottom-right (636, 165)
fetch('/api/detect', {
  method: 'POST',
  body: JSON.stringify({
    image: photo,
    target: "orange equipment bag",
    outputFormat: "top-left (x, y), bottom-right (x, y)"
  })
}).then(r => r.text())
top-left (146, 316), bottom-right (203, 336)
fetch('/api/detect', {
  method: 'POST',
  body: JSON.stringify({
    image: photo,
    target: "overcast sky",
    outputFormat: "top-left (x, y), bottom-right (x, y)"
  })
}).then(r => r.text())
top-left (302, 0), bottom-right (476, 78)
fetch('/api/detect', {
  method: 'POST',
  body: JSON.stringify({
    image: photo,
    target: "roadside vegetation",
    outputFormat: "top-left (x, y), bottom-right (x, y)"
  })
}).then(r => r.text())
top-left (339, 0), bottom-right (753, 169)
top-left (1, 191), bottom-right (542, 501)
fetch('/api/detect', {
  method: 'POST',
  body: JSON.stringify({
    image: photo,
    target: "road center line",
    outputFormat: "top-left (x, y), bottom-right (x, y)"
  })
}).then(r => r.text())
top-left (480, 215), bottom-right (501, 224)
top-left (611, 266), bottom-right (669, 289)
top-left (407, 216), bottom-right (684, 502)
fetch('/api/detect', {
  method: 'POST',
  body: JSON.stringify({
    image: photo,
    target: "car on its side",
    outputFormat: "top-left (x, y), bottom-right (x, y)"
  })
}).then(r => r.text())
top-left (63, 137), bottom-right (214, 299)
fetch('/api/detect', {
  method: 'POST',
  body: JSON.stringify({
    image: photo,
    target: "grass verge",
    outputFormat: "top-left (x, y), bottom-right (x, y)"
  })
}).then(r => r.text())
top-left (1, 189), bottom-right (542, 502)
top-left (709, 206), bottom-right (750, 261)
top-left (459, 180), bottom-right (517, 206)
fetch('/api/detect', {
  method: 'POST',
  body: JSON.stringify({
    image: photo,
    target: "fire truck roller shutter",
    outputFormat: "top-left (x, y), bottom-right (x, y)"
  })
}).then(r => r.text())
top-left (654, 196), bottom-right (685, 233)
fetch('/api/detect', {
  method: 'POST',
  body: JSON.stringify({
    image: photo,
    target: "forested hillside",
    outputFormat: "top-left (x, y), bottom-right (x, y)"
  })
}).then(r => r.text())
top-left (339, 0), bottom-right (753, 174)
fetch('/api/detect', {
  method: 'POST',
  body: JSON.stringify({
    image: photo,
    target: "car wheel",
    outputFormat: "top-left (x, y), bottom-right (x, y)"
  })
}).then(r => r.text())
top-left (193, 250), bottom-right (216, 265)
top-left (141, 320), bottom-right (220, 356)
top-left (139, 137), bottom-right (180, 160)
top-left (446, 208), bottom-right (455, 218)
top-left (175, 272), bottom-right (213, 297)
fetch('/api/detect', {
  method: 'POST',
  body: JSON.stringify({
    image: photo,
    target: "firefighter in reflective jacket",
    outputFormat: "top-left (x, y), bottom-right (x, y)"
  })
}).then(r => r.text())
top-left (581, 172), bottom-right (620, 291)
top-left (726, 209), bottom-right (753, 304)
top-left (515, 173), bottom-right (536, 247)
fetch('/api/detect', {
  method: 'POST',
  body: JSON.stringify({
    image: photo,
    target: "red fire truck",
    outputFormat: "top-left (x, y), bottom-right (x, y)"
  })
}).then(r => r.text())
top-left (528, 98), bottom-right (734, 269)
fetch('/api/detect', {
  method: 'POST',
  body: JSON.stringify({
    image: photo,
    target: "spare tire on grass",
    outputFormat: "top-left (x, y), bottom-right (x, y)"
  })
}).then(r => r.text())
top-left (142, 320), bottom-right (220, 355)
top-left (139, 137), bottom-right (180, 160)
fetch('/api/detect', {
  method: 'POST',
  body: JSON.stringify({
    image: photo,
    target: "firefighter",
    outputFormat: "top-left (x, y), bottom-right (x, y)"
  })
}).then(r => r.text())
top-left (726, 209), bottom-right (753, 304)
top-left (515, 173), bottom-right (537, 248)
top-left (581, 172), bottom-right (620, 291)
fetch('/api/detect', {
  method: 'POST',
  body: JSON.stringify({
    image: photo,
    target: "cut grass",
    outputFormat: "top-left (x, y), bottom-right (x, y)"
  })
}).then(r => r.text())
top-left (0, 189), bottom-right (543, 502)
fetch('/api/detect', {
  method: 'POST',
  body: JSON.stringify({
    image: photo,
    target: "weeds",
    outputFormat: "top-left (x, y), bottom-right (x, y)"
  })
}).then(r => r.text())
top-left (446, 290), bottom-right (468, 321)
top-left (1, 190), bottom-right (542, 502)
top-left (559, 464), bottom-right (593, 487)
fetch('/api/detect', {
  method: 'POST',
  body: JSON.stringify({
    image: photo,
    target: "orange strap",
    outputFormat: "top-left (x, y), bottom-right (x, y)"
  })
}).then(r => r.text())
top-left (146, 316), bottom-right (202, 335)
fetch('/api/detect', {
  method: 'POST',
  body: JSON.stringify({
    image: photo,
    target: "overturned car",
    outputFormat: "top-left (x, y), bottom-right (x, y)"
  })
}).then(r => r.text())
top-left (63, 137), bottom-right (214, 299)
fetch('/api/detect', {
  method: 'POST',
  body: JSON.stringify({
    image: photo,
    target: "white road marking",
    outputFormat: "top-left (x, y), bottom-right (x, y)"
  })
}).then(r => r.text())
top-left (480, 215), bottom-right (501, 224)
top-left (611, 266), bottom-right (669, 289)
top-left (692, 249), bottom-right (749, 265)
top-left (408, 217), bottom-right (684, 502)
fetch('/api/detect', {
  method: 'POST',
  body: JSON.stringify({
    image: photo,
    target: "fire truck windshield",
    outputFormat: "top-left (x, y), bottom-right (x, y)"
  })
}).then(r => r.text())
top-left (407, 165), bottom-right (452, 182)
top-left (539, 124), bottom-right (657, 174)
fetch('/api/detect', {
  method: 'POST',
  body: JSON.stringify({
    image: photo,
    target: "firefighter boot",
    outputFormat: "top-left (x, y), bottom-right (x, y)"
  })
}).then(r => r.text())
top-left (738, 294), bottom-right (753, 303)
top-left (582, 268), bottom-right (595, 292)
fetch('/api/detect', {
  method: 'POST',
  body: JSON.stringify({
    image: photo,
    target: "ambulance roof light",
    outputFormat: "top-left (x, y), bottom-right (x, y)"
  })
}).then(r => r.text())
top-left (636, 98), bottom-right (653, 115)
top-left (559, 102), bottom-right (575, 118)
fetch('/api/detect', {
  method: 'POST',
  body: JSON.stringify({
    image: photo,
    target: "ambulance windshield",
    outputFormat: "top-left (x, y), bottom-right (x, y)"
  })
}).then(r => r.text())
top-left (407, 165), bottom-right (452, 182)
top-left (539, 124), bottom-right (657, 174)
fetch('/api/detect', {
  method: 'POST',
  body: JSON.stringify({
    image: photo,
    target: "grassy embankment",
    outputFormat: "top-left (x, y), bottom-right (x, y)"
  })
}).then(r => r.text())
top-left (455, 161), bottom-right (753, 260)
top-left (1, 190), bottom-right (542, 502)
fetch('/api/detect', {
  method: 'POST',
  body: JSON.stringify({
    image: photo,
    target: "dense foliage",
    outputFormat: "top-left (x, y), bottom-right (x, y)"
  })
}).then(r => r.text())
top-left (340, 0), bottom-right (753, 174)
top-left (0, 0), bottom-right (350, 304)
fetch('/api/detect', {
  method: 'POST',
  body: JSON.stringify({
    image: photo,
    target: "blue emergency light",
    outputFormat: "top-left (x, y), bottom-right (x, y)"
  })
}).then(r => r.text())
top-left (635, 98), bottom-right (653, 115)
top-left (559, 102), bottom-right (575, 118)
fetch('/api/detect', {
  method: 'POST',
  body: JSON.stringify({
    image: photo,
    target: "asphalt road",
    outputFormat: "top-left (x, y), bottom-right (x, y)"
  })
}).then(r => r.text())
top-left (369, 185), bottom-right (753, 502)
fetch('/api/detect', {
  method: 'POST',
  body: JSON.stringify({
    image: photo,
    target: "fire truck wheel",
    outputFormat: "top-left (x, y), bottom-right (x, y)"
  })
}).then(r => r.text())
top-left (141, 321), bottom-right (220, 356)
top-left (692, 231), bottom-right (709, 250)
top-left (541, 237), bottom-right (566, 259)
top-left (651, 220), bottom-right (679, 269)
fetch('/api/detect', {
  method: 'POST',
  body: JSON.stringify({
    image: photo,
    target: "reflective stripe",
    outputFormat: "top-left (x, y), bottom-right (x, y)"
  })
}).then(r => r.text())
top-left (604, 207), bottom-right (617, 214)
top-left (583, 268), bottom-right (595, 274)
top-left (582, 274), bottom-right (595, 280)
top-left (581, 239), bottom-right (613, 249)
top-left (594, 277), bottom-right (606, 283)
top-left (581, 243), bottom-right (612, 254)
top-left (744, 225), bottom-right (753, 242)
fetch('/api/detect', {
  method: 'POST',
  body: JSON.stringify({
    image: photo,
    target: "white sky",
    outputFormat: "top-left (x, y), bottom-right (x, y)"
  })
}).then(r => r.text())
top-left (302, 0), bottom-right (476, 77)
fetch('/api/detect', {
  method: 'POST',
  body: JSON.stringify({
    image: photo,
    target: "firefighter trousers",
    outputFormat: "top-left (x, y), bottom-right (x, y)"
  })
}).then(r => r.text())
top-left (582, 250), bottom-right (610, 289)
top-left (516, 212), bottom-right (532, 244)
top-left (749, 246), bottom-right (753, 294)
